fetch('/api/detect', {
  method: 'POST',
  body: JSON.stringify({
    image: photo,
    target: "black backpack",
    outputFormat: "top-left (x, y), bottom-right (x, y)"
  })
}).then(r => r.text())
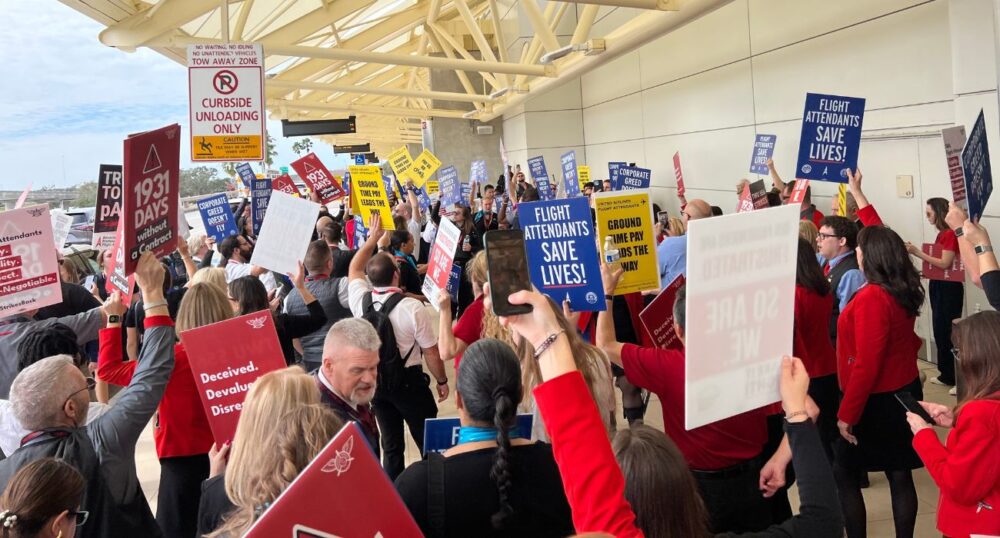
top-left (361, 292), bottom-right (415, 393)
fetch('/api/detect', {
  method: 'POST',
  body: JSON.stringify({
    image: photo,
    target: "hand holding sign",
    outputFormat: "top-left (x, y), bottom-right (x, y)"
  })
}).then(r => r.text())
top-left (599, 258), bottom-right (625, 296)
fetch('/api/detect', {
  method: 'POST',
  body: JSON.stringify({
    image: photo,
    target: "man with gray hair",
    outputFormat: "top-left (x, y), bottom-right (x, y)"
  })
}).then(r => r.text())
top-left (0, 252), bottom-right (174, 538)
top-left (314, 317), bottom-right (382, 457)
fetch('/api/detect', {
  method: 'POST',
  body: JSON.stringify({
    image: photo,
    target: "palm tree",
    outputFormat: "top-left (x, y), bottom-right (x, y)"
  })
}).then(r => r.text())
top-left (291, 137), bottom-right (313, 157)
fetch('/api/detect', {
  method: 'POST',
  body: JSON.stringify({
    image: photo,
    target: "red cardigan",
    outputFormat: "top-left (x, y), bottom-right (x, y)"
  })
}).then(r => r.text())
top-left (534, 372), bottom-right (643, 537)
top-left (913, 398), bottom-right (1000, 538)
top-left (835, 285), bottom-right (921, 425)
top-left (793, 286), bottom-right (837, 378)
top-left (98, 327), bottom-right (213, 458)
top-left (857, 205), bottom-right (883, 227)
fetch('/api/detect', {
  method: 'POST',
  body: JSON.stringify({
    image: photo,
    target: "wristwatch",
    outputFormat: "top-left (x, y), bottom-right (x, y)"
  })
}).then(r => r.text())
top-left (107, 314), bottom-right (121, 324)
top-left (954, 227), bottom-right (964, 238)
top-left (976, 244), bottom-right (994, 255)
top-left (436, 378), bottom-right (448, 386)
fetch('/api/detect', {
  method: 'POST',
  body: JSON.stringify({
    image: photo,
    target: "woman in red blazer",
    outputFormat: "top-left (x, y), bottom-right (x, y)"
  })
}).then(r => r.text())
top-left (907, 311), bottom-right (1000, 538)
top-left (99, 282), bottom-right (232, 538)
top-left (835, 225), bottom-right (925, 538)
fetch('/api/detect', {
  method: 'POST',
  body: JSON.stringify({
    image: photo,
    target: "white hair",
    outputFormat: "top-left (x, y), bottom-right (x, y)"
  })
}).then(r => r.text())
top-left (187, 231), bottom-right (207, 256)
top-left (10, 355), bottom-right (77, 430)
top-left (324, 318), bottom-right (381, 355)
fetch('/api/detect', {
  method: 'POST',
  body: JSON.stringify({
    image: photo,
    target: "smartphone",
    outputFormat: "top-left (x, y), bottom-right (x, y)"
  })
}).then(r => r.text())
top-left (894, 392), bottom-right (935, 425)
top-left (484, 229), bottom-right (533, 316)
top-left (657, 211), bottom-right (669, 227)
top-left (82, 275), bottom-right (95, 290)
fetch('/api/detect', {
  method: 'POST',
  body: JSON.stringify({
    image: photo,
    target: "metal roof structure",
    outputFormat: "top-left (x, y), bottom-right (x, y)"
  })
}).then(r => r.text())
top-left (59, 0), bottom-right (727, 155)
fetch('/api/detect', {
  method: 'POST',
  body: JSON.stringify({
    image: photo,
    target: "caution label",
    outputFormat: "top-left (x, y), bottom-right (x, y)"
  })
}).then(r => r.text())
top-left (188, 44), bottom-right (265, 162)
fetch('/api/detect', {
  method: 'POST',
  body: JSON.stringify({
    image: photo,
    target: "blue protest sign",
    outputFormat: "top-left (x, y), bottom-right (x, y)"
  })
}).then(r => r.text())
top-left (250, 178), bottom-right (271, 236)
top-left (235, 162), bottom-right (256, 190)
top-left (423, 414), bottom-right (534, 455)
top-left (415, 186), bottom-right (432, 212)
top-left (438, 166), bottom-right (462, 207)
top-left (962, 110), bottom-right (994, 223)
top-left (352, 215), bottom-right (367, 248)
top-left (536, 176), bottom-right (555, 201)
top-left (197, 193), bottom-right (238, 242)
top-left (470, 160), bottom-right (488, 185)
top-left (618, 166), bottom-right (651, 190)
top-left (354, 154), bottom-right (365, 165)
top-left (460, 183), bottom-right (471, 207)
top-left (561, 151), bottom-right (581, 197)
top-left (446, 264), bottom-right (461, 303)
top-left (749, 134), bottom-right (776, 175)
top-left (795, 93), bottom-right (865, 183)
top-left (520, 197), bottom-right (606, 311)
top-left (527, 156), bottom-right (554, 200)
top-left (608, 162), bottom-right (626, 191)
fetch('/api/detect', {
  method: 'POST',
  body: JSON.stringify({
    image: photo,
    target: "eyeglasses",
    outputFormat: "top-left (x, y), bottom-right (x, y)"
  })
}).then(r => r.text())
top-left (70, 510), bottom-right (89, 526)
top-left (63, 377), bottom-right (96, 409)
top-left (816, 233), bottom-right (841, 240)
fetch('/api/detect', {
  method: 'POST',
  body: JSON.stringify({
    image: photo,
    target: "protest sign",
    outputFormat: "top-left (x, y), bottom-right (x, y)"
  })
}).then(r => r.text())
top-left (470, 159), bottom-right (489, 185)
top-left (291, 153), bottom-right (345, 204)
top-left (244, 423), bottom-right (421, 538)
top-left (749, 134), bottom-right (776, 175)
top-left (460, 183), bottom-right (472, 206)
top-left (387, 146), bottom-right (414, 182)
top-left (520, 197), bottom-right (605, 311)
top-left (415, 186), bottom-right (432, 213)
top-left (528, 156), bottom-right (555, 200)
top-left (251, 178), bottom-right (271, 236)
top-left (673, 152), bottom-right (686, 196)
top-left (271, 174), bottom-right (300, 197)
top-left (180, 311), bottom-right (286, 445)
top-left (561, 151), bottom-right (581, 197)
top-left (424, 415), bottom-right (533, 455)
top-left (447, 264), bottom-right (461, 303)
top-left (187, 44), bottom-right (265, 162)
top-left (619, 166), bottom-right (651, 191)
top-left (789, 179), bottom-right (810, 206)
top-left (594, 190), bottom-right (661, 294)
top-left (795, 93), bottom-right (865, 183)
top-left (348, 166), bottom-right (394, 231)
top-left (178, 203), bottom-right (191, 241)
top-left (234, 162), bottom-right (256, 193)
top-left (942, 126), bottom-right (967, 210)
top-left (250, 191), bottom-right (320, 276)
top-left (104, 223), bottom-right (134, 308)
top-left (639, 275), bottom-right (686, 350)
top-left (13, 185), bottom-right (30, 210)
top-left (408, 149), bottom-right (442, 189)
top-left (608, 162), bottom-right (626, 191)
top-left (750, 179), bottom-right (769, 210)
top-left (736, 184), bottom-right (754, 213)
top-left (684, 204), bottom-right (799, 429)
top-left (422, 218), bottom-right (461, 309)
top-left (962, 110), bottom-right (993, 223)
top-left (50, 211), bottom-right (72, 249)
top-left (197, 193), bottom-right (238, 243)
top-left (122, 123), bottom-right (180, 274)
top-left (93, 164), bottom-right (123, 249)
top-left (922, 243), bottom-right (965, 282)
top-left (0, 205), bottom-right (63, 317)
top-left (578, 165), bottom-right (592, 191)
top-left (438, 165), bottom-right (463, 207)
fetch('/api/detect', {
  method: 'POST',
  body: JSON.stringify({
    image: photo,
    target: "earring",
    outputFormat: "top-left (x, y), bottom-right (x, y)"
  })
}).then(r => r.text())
top-left (57, 531), bottom-right (62, 538)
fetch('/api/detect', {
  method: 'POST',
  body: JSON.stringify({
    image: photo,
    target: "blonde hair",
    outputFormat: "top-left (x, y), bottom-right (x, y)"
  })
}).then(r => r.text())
top-left (666, 216), bottom-right (685, 237)
top-left (175, 283), bottom-right (232, 333)
top-left (466, 251), bottom-right (488, 290)
top-left (799, 220), bottom-right (819, 249)
top-left (209, 367), bottom-right (323, 537)
top-left (188, 267), bottom-right (227, 293)
top-left (481, 307), bottom-right (517, 350)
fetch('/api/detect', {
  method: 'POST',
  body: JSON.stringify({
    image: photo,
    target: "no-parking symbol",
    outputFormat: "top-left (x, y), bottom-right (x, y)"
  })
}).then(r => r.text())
top-left (213, 70), bottom-right (238, 94)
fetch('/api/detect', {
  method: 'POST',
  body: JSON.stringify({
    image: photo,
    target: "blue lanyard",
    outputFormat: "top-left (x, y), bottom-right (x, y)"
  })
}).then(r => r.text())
top-left (457, 426), bottom-right (520, 444)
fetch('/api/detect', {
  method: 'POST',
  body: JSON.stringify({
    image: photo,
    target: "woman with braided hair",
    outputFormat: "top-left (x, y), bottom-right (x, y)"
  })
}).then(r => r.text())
top-left (395, 339), bottom-right (573, 537)
top-left (0, 458), bottom-right (85, 538)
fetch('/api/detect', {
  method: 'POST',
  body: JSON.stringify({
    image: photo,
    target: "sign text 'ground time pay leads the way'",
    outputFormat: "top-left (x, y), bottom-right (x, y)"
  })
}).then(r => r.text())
top-left (188, 44), bottom-right (265, 162)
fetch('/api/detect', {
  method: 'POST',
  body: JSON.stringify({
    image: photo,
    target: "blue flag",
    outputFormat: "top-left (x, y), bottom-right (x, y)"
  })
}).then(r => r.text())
top-left (197, 193), bottom-right (238, 242)
top-left (520, 197), bottom-right (606, 311)
top-left (749, 134), bottom-right (776, 175)
top-left (561, 151), bottom-right (581, 197)
top-left (618, 166), bottom-right (651, 190)
top-left (250, 178), bottom-right (271, 236)
top-left (795, 93), bottom-right (865, 183)
top-left (962, 110), bottom-right (994, 223)
top-left (608, 162), bottom-right (626, 190)
top-left (438, 166), bottom-right (462, 207)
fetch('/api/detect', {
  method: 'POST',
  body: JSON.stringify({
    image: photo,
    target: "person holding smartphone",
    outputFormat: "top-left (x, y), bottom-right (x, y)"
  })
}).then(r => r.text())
top-left (905, 311), bottom-right (1000, 538)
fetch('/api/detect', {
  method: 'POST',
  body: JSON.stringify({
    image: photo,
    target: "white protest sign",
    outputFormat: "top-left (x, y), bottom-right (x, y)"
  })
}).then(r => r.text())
top-left (684, 204), bottom-right (799, 430)
top-left (250, 191), bottom-right (320, 276)
top-left (50, 210), bottom-right (72, 249)
top-left (187, 44), bottom-right (265, 162)
top-left (422, 218), bottom-right (461, 310)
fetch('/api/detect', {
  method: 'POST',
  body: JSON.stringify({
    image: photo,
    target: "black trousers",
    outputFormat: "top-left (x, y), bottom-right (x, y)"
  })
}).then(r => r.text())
top-left (929, 279), bottom-right (963, 385)
top-left (373, 366), bottom-right (439, 481)
top-left (693, 454), bottom-right (773, 534)
top-left (157, 454), bottom-right (209, 538)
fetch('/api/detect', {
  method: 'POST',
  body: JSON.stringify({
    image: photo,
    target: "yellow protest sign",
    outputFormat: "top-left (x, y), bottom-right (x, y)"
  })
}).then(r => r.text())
top-left (837, 184), bottom-right (847, 217)
top-left (578, 165), bottom-right (591, 191)
top-left (408, 149), bottom-right (442, 189)
top-left (595, 190), bottom-right (661, 294)
top-left (349, 165), bottom-right (395, 231)
top-left (388, 146), bottom-right (414, 181)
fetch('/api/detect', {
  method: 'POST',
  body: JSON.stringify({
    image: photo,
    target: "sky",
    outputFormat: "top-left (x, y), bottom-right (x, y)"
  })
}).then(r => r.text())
top-left (0, 0), bottom-right (352, 190)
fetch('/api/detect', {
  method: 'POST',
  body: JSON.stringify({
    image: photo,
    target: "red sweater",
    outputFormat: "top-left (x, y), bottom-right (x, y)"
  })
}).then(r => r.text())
top-left (913, 398), bottom-right (1000, 538)
top-left (534, 372), bottom-right (643, 537)
top-left (98, 328), bottom-right (213, 458)
top-left (856, 205), bottom-right (883, 227)
top-left (835, 285), bottom-right (921, 424)
top-left (793, 286), bottom-right (837, 378)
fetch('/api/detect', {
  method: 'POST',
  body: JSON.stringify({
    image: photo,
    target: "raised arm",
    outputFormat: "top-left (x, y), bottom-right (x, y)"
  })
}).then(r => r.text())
top-left (767, 158), bottom-right (786, 193)
top-left (945, 203), bottom-right (981, 287)
top-left (96, 292), bottom-right (137, 387)
top-left (348, 213), bottom-right (384, 282)
top-left (436, 294), bottom-right (465, 361)
top-left (177, 237), bottom-right (198, 285)
top-left (595, 261), bottom-right (625, 368)
top-left (847, 168), bottom-right (883, 226)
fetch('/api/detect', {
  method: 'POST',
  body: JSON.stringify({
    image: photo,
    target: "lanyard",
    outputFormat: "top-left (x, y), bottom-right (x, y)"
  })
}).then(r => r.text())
top-left (456, 426), bottom-right (521, 444)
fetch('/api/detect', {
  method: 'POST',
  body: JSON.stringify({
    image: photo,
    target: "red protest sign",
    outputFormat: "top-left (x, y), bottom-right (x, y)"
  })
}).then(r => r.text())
top-left (640, 275), bottom-right (685, 350)
top-left (736, 184), bottom-right (754, 213)
top-left (180, 311), bottom-right (286, 445)
top-left (245, 422), bottom-right (421, 538)
top-left (122, 124), bottom-right (180, 274)
top-left (673, 152), bottom-right (685, 196)
top-left (104, 222), bottom-right (135, 308)
top-left (789, 179), bottom-right (810, 205)
top-left (0, 205), bottom-right (63, 317)
top-left (922, 243), bottom-right (965, 282)
top-left (271, 174), bottom-right (301, 197)
top-left (291, 153), bottom-right (345, 204)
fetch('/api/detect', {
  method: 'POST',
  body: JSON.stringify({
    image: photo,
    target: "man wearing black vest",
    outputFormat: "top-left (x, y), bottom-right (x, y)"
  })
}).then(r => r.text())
top-left (285, 240), bottom-right (353, 372)
top-left (817, 216), bottom-right (866, 345)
